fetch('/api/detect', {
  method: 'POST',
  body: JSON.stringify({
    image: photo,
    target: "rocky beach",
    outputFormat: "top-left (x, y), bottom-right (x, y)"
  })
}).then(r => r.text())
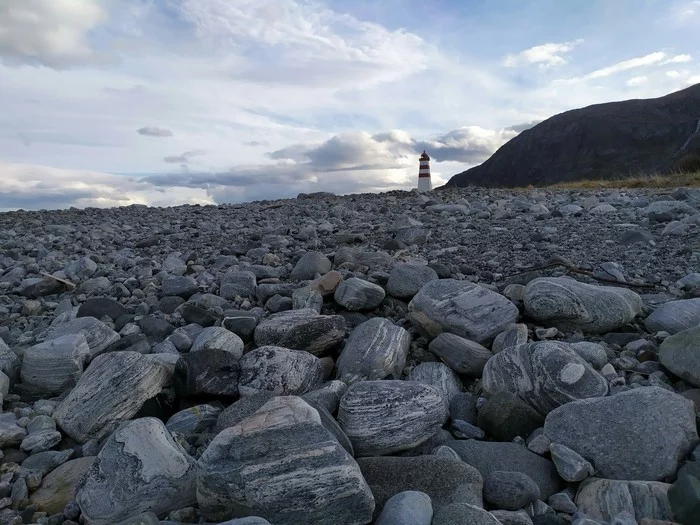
top-left (0, 185), bottom-right (699, 525)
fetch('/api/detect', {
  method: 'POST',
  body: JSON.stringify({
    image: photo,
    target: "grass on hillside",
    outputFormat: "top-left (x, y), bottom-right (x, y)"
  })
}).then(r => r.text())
top-left (543, 171), bottom-right (700, 190)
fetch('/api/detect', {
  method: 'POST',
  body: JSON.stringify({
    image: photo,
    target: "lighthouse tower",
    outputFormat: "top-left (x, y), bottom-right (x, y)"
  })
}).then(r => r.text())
top-left (417, 150), bottom-right (432, 192)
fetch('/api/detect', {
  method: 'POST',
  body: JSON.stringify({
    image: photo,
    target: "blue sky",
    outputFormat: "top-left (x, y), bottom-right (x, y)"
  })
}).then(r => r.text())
top-left (0, 0), bottom-right (698, 209)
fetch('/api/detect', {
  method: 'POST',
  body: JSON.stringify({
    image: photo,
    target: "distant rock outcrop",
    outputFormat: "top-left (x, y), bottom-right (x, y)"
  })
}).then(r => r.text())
top-left (447, 83), bottom-right (700, 187)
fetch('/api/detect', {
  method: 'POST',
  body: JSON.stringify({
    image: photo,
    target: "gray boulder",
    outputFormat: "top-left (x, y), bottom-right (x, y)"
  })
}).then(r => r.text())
top-left (54, 352), bottom-right (172, 443)
top-left (408, 362), bottom-right (462, 406)
top-left (290, 252), bottom-right (332, 280)
top-left (483, 471), bottom-right (540, 510)
top-left (254, 309), bottom-right (345, 355)
top-left (190, 327), bottom-right (244, 357)
top-left (165, 404), bottom-right (222, 435)
top-left (357, 456), bottom-right (482, 518)
top-left (375, 491), bottom-right (433, 525)
top-left (174, 347), bottom-right (240, 398)
top-left (196, 396), bottom-right (375, 524)
top-left (76, 418), bottom-right (196, 524)
top-left (386, 264), bottom-right (439, 299)
top-left (477, 391), bottom-right (544, 442)
top-left (408, 279), bottom-right (519, 344)
top-left (219, 271), bottom-right (257, 300)
top-left (0, 412), bottom-right (27, 447)
top-left (338, 380), bottom-right (447, 456)
top-left (659, 325), bottom-right (700, 387)
top-left (162, 275), bottom-right (198, 299)
top-left (213, 392), bottom-right (277, 434)
top-left (20, 333), bottom-right (90, 394)
top-left (570, 342), bottom-right (609, 369)
top-left (645, 298), bottom-right (700, 334)
top-left (238, 346), bottom-right (324, 397)
top-left (524, 277), bottom-right (642, 333)
top-left (42, 316), bottom-right (120, 361)
top-left (334, 277), bottom-right (386, 311)
top-left (492, 323), bottom-right (529, 354)
top-left (432, 503), bottom-right (501, 525)
top-left (428, 332), bottom-right (493, 377)
top-left (482, 341), bottom-right (608, 415)
top-left (575, 478), bottom-right (673, 522)
top-left (0, 339), bottom-right (21, 382)
top-left (549, 443), bottom-right (594, 482)
top-left (544, 386), bottom-right (698, 480)
top-left (448, 440), bottom-right (561, 499)
top-left (336, 318), bottom-right (410, 384)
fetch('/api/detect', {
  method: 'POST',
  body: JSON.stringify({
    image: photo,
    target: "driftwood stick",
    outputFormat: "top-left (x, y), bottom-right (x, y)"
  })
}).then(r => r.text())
top-left (40, 272), bottom-right (76, 289)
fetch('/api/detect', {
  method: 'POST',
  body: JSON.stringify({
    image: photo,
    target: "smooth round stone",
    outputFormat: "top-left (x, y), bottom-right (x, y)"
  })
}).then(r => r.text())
top-left (477, 391), bottom-right (544, 442)
top-left (30, 457), bottom-right (94, 515)
top-left (569, 342), bottom-right (608, 369)
top-left (659, 326), bottom-right (700, 387)
top-left (238, 346), bottom-right (325, 397)
top-left (386, 264), bottom-right (439, 300)
top-left (428, 333), bottom-right (493, 377)
top-left (290, 252), bottom-right (332, 280)
top-left (432, 503), bottom-right (501, 525)
top-left (408, 362), bottom-right (462, 407)
top-left (161, 275), bottom-right (198, 299)
top-left (375, 491), bottom-right (433, 525)
top-left (20, 333), bottom-right (90, 394)
top-left (334, 277), bottom-right (386, 311)
top-left (190, 327), bottom-right (244, 357)
top-left (645, 298), bottom-right (700, 334)
top-left (483, 471), bottom-right (541, 510)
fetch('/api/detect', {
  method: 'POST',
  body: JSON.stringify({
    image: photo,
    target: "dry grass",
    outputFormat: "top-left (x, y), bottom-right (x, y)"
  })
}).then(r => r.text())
top-left (544, 170), bottom-right (700, 190)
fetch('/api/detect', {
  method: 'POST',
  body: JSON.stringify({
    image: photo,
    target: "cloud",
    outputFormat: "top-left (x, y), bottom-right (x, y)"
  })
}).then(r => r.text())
top-left (626, 76), bottom-right (648, 87)
top-left (0, 0), bottom-right (108, 68)
top-left (507, 120), bottom-right (544, 133)
top-left (663, 54), bottom-right (693, 64)
top-left (504, 40), bottom-right (583, 69)
top-left (137, 126), bottom-right (174, 137)
top-left (163, 150), bottom-right (205, 164)
top-left (586, 52), bottom-right (667, 79)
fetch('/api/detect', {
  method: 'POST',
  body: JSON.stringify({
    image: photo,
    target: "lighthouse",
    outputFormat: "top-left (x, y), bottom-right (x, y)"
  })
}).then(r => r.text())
top-left (417, 150), bottom-right (432, 192)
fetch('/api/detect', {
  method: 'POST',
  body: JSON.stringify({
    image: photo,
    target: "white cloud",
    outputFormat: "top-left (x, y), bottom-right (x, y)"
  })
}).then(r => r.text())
top-left (504, 40), bottom-right (583, 69)
top-left (0, 0), bottom-right (108, 68)
top-left (663, 54), bottom-right (693, 64)
top-left (626, 76), bottom-right (648, 87)
top-left (586, 52), bottom-right (667, 79)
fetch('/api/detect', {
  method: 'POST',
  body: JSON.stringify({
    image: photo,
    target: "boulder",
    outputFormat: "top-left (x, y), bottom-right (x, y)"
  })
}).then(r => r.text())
top-left (20, 333), bottom-right (90, 394)
top-left (575, 478), bottom-right (673, 522)
top-left (190, 327), bottom-right (244, 357)
top-left (238, 346), bottom-right (324, 397)
top-left (334, 277), bottom-right (386, 311)
top-left (219, 271), bottom-right (257, 300)
top-left (408, 362), bottom-right (463, 406)
top-left (357, 456), bottom-right (482, 517)
top-left (338, 380), bottom-right (447, 456)
top-left (524, 277), bottom-right (642, 333)
top-left (174, 348), bottom-right (241, 398)
top-left (0, 412), bottom-right (27, 447)
top-left (290, 252), bottom-right (332, 280)
top-left (336, 318), bottom-right (410, 384)
top-left (428, 332), bottom-right (493, 377)
top-left (544, 387), bottom-right (698, 481)
top-left (0, 339), bottom-right (21, 382)
top-left (197, 396), bottom-right (375, 524)
top-left (29, 457), bottom-right (95, 515)
top-left (477, 391), bottom-right (544, 442)
top-left (165, 404), bottom-right (222, 435)
top-left (659, 325), bottom-right (700, 387)
top-left (432, 503), bottom-right (501, 525)
top-left (77, 297), bottom-right (128, 320)
top-left (374, 491), bottom-right (433, 525)
top-left (482, 341), bottom-right (608, 415)
top-left (254, 309), bottom-right (345, 355)
top-left (492, 323), bottom-right (529, 354)
top-left (483, 471), bottom-right (540, 510)
top-left (386, 264), bottom-right (439, 299)
top-left (54, 352), bottom-right (172, 443)
top-left (161, 275), bottom-right (198, 299)
top-left (42, 316), bottom-right (120, 361)
top-left (77, 418), bottom-right (196, 524)
top-left (646, 298), bottom-right (700, 334)
top-left (214, 392), bottom-right (277, 434)
top-left (408, 279), bottom-right (519, 344)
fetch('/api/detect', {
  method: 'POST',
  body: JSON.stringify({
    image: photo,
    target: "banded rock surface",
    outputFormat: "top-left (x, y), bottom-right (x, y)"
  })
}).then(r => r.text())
top-left (253, 309), bottom-right (345, 355)
top-left (238, 346), bottom-right (325, 397)
top-left (20, 333), bottom-right (90, 394)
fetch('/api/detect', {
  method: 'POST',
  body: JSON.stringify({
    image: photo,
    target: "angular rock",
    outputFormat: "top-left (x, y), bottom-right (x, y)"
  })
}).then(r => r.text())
top-left (290, 252), bottom-right (332, 280)
top-left (334, 247), bottom-right (395, 270)
top-left (191, 326), bottom-right (244, 357)
top-left (646, 298), bottom-right (700, 334)
top-left (219, 271), bottom-right (257, 300)
top-left (238, 346), bottom-right (324, 397)
top-left (408, 279), bottom-right (519, 344)
top-left (29, 457), bottom-right (94, 515)
top-left (492, 323), bottom-right (529, 354)
top-left (375, 491), bottom-right (433, 525)
top-left (174, 348), bottom-right (240, 398)
top-left (408, 362), bottom-right (462, 406)
top-left (54, 351), bottom-right (172, 443)
top-left (358, 455), bottom-right (482, 518)
top-left (20, 414), bottom-right (62, 453)
top-left (20, 333), bottom-right (90, 394)
top-left (43, 316), bottom-right (120, 361)
top-left (659, 325), bottom-right (700, 386)
top-left (429, 332), bottom-right (493, 377)
top-left (524, 277), bottom-right (642, 333)
top-left (336, 318), bottom-right (410, 384)
top-left (77, 418), bottom-right (196, 524)
top-left (544, 387), bottom-right (698, 481)
top-left (221, 309), bottom-right (262, 342)
top-left (549, 443), bottom-right (594, 482)
top-left (338, 380), bottom-right (447, 456)
top-left (21, 449), bottom-right (74, 477)
top-left (0, 339), bottom-right (21, 382)
top-left (254, 309), bottom-right (345, 355)
top-left (448, 440), bottom-right (561, 499)
top-left (302, 380), bottom-right (347, 414)
top-left (292, 286), bottom-right (323, 312)
top-left (161, 275), bottom-right (198, 299)
top-left (165, 404), bottom-right (222, 435)
top-left (334, 277), bottom-right (386, 311)
top-left (483, 470), bottom-right (541, 510)
top-left (197, 396), bottom-right (375, 524)
top-left (77, 297), bottom-right (128, 321)
top-left (386, 263), bottom-right (439, 299)
top-left (64, 256), bottom-right (97, 281)
top-left (213, 392), bottom-right (277, 435)
top-left (482, 341), bottom-right (608, 415)
top-left (477, 391), bottom-right (544, 442)
top-left (490, 510), bottom-right (534, 525)
top-left (575, 478), bottom-right (673, 522)
top-left (0, 413), bottom-right (27, 447)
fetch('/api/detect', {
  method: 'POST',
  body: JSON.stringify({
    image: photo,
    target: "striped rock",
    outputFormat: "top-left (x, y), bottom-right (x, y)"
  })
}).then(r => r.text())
top-left (54, 351), bottom-right (172, 443)
top-left (336, 318), bottom-right (410, 384)
top-left (338, 380), bottom-right (447, 456)
top-left (524, 277), bottom-right (642, 333)
top-left (408, 279), bottom-right (519, 344)
top-left (165, 404), bottom-right (222, 435)
top-left (482, 341), bottom-right (608, 415)
top-left (575, 479), bottom-right (673, 522)
top-left (77, 418), bottom-right (196, 525)
top-left (20, 334), bottom-right (90, 394)
top-left (190, 326), bottom-right (244, 357)
top-left (238, 346), bottom-right (324, 397)
top-left (334, 278), bottom-right (386, 311)
top-left (41, 316), bottom-right (120, 361)
top-left (408, 362), bottom-right (463, 407)
top-left (645, 298), bottom-right (700, 334)
top-left (491, 323), bottom-right (529, 354)
top-left (0, 338), bottom-right (22, 382)
top-left (197, 396), bottom-right (375, 524)
top-left (428, 332), bottom-right (493, 377)
top-left (254, 309), bottom-right (345, 355)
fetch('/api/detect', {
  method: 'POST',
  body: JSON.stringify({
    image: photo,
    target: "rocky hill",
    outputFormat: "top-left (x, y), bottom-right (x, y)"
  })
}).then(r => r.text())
top-left (0, 186), bottom-right (699, 524)
top-left (447, 83), bottom-right (700, 188)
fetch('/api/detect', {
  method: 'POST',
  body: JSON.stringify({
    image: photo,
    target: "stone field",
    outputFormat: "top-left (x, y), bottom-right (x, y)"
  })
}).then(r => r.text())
top-left (0, 185), bottom-right (699, 525)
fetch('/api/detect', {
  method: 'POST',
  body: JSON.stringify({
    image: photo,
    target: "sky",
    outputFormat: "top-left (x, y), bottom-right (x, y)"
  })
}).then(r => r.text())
top-left (0, 0), bottom-right (699, 210)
